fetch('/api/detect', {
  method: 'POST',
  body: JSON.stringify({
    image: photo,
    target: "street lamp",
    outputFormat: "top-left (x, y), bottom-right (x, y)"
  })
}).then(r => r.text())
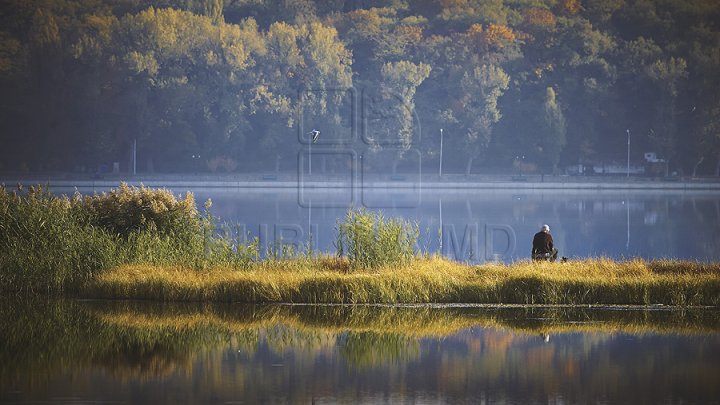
top-left (191, 154), bottom-right (201, 173)
top-left (626, 129), bottom-right (630, 178)
top-left (439, 128), bottom-right (443, 177)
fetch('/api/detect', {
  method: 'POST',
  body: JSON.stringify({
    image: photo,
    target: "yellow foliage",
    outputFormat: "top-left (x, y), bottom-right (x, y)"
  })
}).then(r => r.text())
top-left (563, 0), bottom-right (581, 15)
top-left (483, 24), bottom-right (517, 48)
top-left (524, 8), bottom-right (557, 29)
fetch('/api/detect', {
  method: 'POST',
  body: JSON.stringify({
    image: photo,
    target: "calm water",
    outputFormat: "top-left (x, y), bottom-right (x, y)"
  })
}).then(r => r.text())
top-left (1, 299), bottom-right (719, 404)
top-left (156, 187), bottom-right (719, 262)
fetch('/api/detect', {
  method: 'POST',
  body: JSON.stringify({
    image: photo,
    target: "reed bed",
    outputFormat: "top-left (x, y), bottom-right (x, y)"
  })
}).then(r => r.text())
top-left (85, 256), bottom-right (720, 306)
top-left (0, 184), bottom-right (259, 293)
top-left (3, 183), bottom-right (719, 306)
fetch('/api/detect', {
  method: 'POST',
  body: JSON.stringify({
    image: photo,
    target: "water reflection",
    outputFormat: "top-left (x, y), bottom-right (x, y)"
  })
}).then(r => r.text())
top-left (191, 189), bottom-right (720, 262)
top-left (55, 187), bottom-right (720, 262)
top-left (2, 299), bottom-right (719, 404)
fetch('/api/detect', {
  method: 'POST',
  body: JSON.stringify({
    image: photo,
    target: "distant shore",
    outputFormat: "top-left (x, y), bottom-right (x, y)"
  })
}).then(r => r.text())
top-left (3, 173), bottom-right (720, 190)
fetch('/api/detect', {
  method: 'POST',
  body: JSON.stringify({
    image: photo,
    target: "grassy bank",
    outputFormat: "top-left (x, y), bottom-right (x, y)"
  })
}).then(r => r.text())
top-left (84, 257), bottom-right (720, 306)
top-left (2, 184), bottom-right (719, 306)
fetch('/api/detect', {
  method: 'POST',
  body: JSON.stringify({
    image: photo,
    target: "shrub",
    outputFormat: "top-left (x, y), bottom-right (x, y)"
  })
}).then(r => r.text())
top-left (82, 182), bottom-right (200, 240)
top-left (207, 156), bottom-right (238, 172)
top-left (335, 208), bottom-right (418, 270)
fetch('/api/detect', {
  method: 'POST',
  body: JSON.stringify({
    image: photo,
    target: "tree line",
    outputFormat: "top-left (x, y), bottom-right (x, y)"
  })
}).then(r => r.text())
top-left (1, 0), bottom-right (719, 176)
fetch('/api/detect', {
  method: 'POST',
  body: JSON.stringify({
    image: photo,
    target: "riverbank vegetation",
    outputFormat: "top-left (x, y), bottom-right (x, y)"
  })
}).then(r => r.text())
top-left (1, 184), bottom-right (719, 305)
top-left (2, 1), bottom-right (720, 176)
top-left (87, 258), bottom-right (720, 306)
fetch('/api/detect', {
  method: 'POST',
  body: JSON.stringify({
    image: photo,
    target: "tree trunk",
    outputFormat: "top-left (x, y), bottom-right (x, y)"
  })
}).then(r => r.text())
top-left (465, 156), bottom-right (474, 176)
top-left (692, 156), bottom-right (704, 178)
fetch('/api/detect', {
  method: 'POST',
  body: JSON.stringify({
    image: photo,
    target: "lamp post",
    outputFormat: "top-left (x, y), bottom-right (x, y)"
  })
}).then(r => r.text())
top-left (626, 129), bottom-right (630, 178)
top-left (191, 154), bottom-right (201, 174)
top-left (439, 128), bottom-right (443, 177)
top-left (132, 138), bottom-right (137, 175)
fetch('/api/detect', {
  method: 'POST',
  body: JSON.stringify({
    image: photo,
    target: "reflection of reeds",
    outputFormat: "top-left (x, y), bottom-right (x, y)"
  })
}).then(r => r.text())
top-left (2, 298), bottom-right (718, 387)
top-left (85, 257), bottom-right (720, 306)
top-left (87, 302), bottom-right (720, 373)
top-left (90, 301), bottom-right (720, 338)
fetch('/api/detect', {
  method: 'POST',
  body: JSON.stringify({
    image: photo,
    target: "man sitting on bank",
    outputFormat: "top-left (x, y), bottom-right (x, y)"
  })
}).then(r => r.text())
top-left (532, 224), bottom-right (559, 262)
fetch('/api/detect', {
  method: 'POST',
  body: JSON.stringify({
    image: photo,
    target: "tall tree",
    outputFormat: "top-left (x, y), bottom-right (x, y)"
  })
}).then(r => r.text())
top-left (459, 64), bottom-right (509, 175)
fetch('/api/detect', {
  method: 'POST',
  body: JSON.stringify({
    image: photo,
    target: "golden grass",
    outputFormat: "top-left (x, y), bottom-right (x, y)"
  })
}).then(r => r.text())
top-left (93, 305), bottom-right (720, 338)
top-left (83, 256), bottom-right (720, 306)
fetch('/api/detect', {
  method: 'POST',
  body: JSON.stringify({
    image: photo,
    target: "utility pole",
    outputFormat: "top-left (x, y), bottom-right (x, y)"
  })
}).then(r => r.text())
top-left (626, 129), bottom-right (630, 178)
top-left (133, 138), bottom-right (137, 175)
top-left (439, 128), bottom-right (443, 177)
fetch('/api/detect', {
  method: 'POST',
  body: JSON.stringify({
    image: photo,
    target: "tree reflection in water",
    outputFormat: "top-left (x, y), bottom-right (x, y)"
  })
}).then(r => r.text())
top-left (1, 299), bottom-right (719, 404)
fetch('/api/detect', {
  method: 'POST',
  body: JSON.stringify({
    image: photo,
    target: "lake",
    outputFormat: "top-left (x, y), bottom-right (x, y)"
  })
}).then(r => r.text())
top-left (52, 185), bottom-right (720, 262)
top-left (1, 299), bottom-right (719, 404)
top-left (166, 187), bottom-right (720, 262)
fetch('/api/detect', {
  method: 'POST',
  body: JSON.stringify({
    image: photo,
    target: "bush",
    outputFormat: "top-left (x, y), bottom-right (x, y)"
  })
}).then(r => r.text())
top-left (82, 182), bottom-right (200, 239)
top-left (335, 208), bottom-right (418, 270)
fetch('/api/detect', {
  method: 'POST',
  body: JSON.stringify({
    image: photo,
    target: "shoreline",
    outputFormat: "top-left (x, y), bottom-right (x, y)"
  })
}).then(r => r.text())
top-left (3, 174), bottom-right (720, 191)
top-left (81, 257), bottom-right (720, 306)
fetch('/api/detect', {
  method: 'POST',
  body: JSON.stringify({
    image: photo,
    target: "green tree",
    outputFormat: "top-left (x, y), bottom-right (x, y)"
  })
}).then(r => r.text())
top-left (377, 60), bottom-right (431, 157)
top-left (540, 87), bottom-right (566, 172)
top-left (458, 64), bottom-right (509, 175)
top-left (646, 57), bottom-right (688, 175)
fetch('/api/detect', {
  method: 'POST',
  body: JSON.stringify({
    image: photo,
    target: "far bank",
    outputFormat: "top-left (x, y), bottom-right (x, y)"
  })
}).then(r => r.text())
top-left (3, 173), bottom-right (720, 191)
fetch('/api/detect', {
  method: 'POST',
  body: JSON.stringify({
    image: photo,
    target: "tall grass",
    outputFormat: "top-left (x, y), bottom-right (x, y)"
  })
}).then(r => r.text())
top-left (0, 184), bottom-right (259, 293)
top-left (0, 186), bottom-right (121, 293)
top-left (84, 257), bottom-right (720, 306)
top-left (335, 208), bottom-right (418, 270)
top-left (2, 184), bottom-right (720, 307)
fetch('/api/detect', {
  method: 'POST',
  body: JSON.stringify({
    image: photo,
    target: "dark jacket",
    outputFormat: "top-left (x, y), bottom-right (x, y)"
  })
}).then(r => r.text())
top-left (532, 231), bottom-right (554, 254)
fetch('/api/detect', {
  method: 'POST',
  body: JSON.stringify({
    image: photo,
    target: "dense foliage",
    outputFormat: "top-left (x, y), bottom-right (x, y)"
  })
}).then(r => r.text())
top-left (1, 0), bottom-right (719, 175)
top-left (0, 184), bottom-right (257, 292)
top-left (335, 208), bottom-right (418, 269)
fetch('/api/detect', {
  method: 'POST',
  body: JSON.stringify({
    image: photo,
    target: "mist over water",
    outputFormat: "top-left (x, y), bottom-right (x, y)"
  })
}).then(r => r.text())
top-left (49, 185), bottom-right (720, 262)
top-left (182, 187), bottom-right (719, 262)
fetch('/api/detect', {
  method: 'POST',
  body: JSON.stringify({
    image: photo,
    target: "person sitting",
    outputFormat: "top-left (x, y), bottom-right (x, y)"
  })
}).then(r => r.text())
top-left (532, 224), bottom-right (559, 262)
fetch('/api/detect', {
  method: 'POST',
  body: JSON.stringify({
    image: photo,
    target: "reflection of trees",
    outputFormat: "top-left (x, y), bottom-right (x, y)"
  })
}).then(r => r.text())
top-left (2, 299), bottom-right (720, 403)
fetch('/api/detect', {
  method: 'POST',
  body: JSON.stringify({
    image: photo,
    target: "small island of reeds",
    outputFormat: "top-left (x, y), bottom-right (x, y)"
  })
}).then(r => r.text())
top-left (1, 184), bottom-right (719, 306)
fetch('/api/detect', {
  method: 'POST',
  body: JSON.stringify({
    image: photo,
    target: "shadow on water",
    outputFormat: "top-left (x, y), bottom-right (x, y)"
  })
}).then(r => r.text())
top-left (2, 298), bottom-right (720, 403)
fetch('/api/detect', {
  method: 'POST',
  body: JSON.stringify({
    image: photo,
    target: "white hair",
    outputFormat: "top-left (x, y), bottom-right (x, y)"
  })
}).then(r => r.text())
top-left (541, 224), bottom-right (550, 232)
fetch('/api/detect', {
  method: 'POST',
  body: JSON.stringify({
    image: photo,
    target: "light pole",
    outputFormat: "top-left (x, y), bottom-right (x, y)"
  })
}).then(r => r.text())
top-left (132, 138), bottom-right (137, 175)
top-left (191, 154), bottom-right (201, 174)
top-left (439, 128), bottom-right (443, 177)
top-left (626, 197), bottom-right (630, 250)
top-left (626, 129), bottom-right (630, 178)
